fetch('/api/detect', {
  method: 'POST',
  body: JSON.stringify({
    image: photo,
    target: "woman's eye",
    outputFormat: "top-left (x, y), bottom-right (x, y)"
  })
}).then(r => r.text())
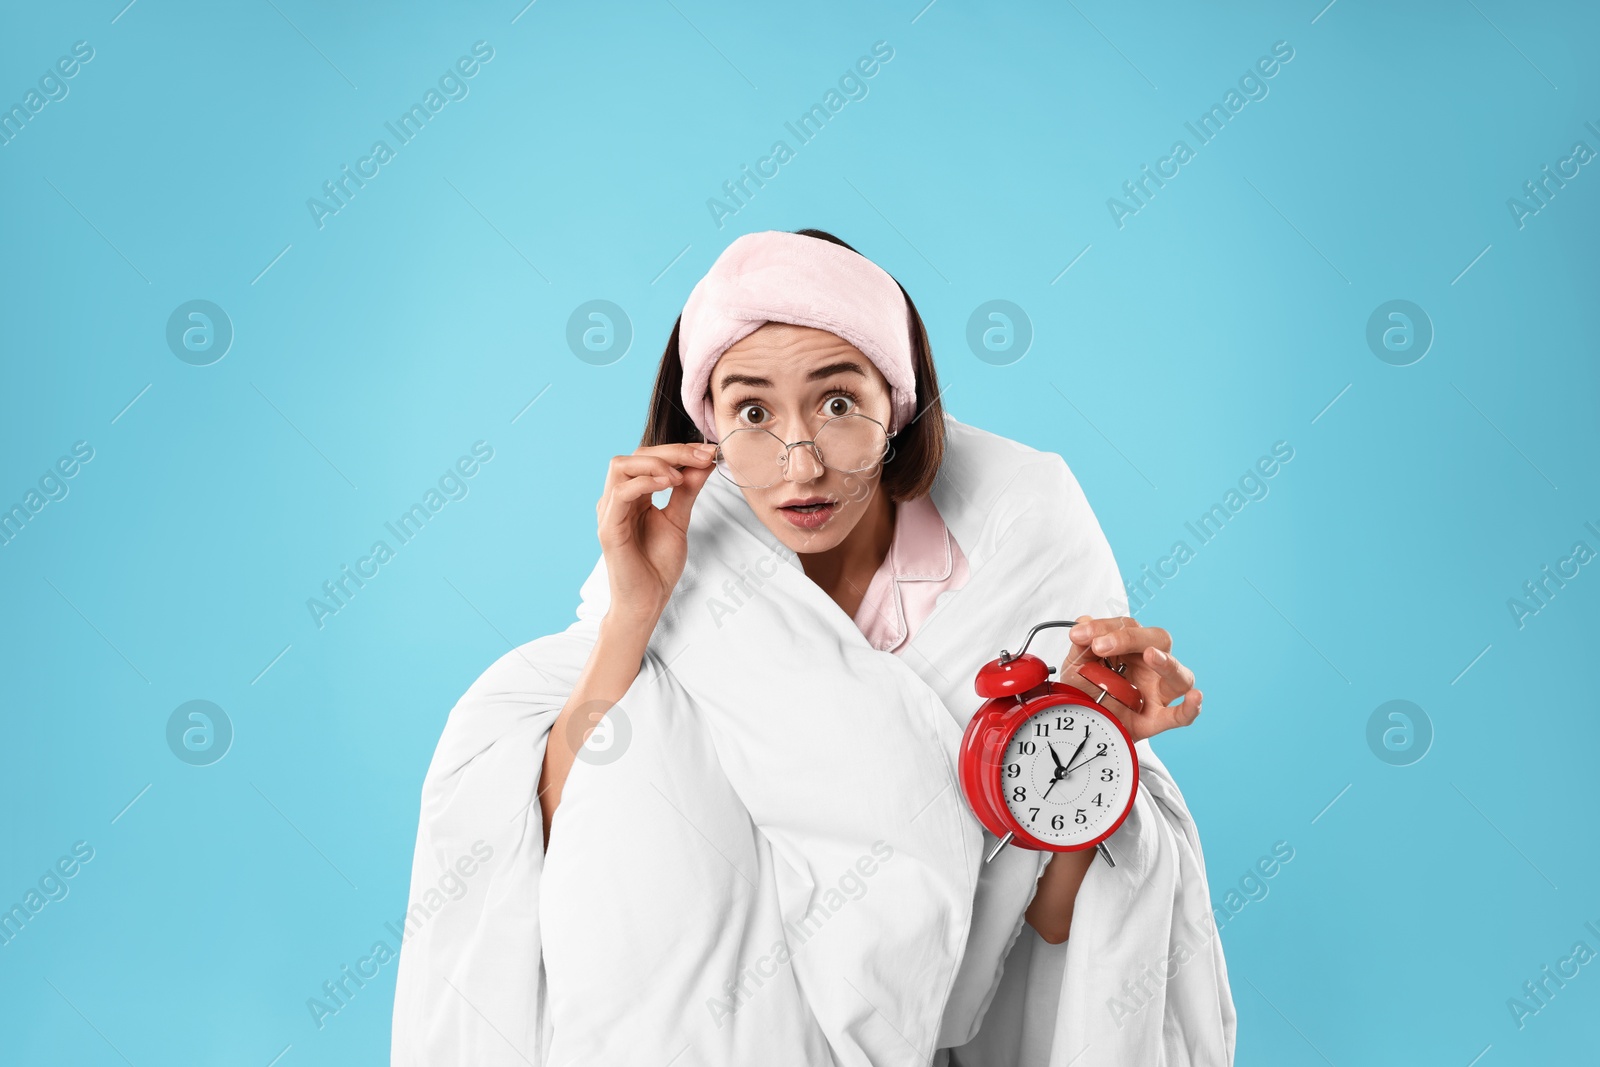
top-left (738, 403), bottom-right (768, 425)
top-left (824, 395), bottom-right (856, 417)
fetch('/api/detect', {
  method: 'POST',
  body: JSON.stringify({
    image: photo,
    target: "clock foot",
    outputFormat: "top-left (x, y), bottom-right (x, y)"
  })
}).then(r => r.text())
top-left (985, 831), bottom-right (1013, 863)
top-left (1098, 842), bottom-right (1115, 867)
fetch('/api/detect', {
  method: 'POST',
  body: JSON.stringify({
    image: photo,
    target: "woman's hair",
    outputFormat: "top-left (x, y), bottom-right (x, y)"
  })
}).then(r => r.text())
top-left (640, 227), bottom-right (946, 503)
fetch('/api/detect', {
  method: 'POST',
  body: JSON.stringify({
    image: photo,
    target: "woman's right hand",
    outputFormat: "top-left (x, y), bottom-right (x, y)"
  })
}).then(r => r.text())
top-left (596, 442), bottom-right (718, 627)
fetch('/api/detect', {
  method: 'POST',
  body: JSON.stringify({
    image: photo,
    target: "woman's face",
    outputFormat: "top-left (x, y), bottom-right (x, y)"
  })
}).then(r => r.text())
top-left (707, 322), bottom-right (894, 555)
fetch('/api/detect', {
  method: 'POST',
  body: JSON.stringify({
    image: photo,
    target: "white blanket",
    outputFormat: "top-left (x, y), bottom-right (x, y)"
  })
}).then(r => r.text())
top-left (391, 414), bottom-right (1236, 1066)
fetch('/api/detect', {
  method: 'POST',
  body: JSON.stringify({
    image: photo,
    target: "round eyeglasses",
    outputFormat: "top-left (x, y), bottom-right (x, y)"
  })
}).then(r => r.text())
top-left (712, 413), bottom-right (895, 489)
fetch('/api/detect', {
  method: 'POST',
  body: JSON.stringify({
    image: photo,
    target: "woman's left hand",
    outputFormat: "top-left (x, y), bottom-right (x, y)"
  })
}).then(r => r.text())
top-left (1060, 614), bottom-right (1202, 742)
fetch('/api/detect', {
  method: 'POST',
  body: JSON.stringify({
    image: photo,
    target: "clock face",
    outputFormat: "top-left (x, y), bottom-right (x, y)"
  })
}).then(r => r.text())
top-left (998, 700), bottom-right (1136, 848)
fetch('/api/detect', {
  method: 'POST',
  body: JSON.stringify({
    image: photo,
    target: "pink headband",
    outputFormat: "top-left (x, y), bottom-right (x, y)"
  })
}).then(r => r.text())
top-left (678, 230), bottom-right (917, 442)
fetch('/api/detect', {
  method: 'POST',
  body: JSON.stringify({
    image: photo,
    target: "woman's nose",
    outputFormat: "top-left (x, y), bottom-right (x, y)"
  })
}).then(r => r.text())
top-left (783, 441), bottom-right (825, 483)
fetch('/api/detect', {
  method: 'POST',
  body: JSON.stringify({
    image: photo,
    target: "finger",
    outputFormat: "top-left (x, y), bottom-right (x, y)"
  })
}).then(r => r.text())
top-left (1064, 616), bottom-right (1139, 676)
top-left (1088, 623), bottom-right (1171, 659)
top-left (661, 461), bottom-right (714, 528)
top-left (1113, 688), bottom-right (1197, 744)
top-left (605, 444), bottom-right (718, 490)
top-left (1063, 615), bottom-right (1101, 668)
top-left (601, 474), bottom-right (676, 527)
top-left (606, 454), bottom-right (689, 488)
top-left (1070, 615), bottom-right (1139, 648)
top-left (633, 442), bottom-right (719, 469)
top-left (1151, 688), bottom-right (1203, 732)
top-left (1141, 646), bottom-right (1196, 703)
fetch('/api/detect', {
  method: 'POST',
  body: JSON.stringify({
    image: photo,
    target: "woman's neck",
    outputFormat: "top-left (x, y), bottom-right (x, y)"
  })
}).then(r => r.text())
top-left (799, 490), bottom-right (896, 618)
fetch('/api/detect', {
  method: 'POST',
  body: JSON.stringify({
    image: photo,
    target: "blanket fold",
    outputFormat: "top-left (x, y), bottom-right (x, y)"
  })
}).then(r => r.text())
top-left (392, 415), bottom-right (1235, 1067)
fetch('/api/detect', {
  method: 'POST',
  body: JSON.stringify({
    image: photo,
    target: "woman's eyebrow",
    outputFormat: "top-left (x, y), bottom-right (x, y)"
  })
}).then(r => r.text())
top-left (716, 361), bottom-right (867, 391)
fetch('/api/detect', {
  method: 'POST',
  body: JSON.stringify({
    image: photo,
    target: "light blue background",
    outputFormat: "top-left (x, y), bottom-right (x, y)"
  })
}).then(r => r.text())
top-left (2, 1), bottom-right (1597, 1063)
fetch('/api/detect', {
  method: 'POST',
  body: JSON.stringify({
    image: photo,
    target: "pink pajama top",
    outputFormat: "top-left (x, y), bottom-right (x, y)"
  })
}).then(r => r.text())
top-left (850, 492), bottom-right (971, 654)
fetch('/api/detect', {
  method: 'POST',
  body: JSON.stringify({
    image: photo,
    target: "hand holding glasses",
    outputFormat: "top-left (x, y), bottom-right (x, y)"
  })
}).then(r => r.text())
top-left (711, 413), bottom-right (896, 489)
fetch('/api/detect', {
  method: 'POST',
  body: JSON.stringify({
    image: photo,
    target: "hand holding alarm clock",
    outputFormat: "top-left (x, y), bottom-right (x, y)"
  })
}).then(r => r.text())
top-left (960, 615), bottom-right (1202, 867)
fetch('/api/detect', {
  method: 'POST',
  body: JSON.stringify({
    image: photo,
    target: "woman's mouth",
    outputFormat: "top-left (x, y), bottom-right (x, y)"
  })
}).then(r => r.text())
top-left (777, 497), bottom-right (838, 529)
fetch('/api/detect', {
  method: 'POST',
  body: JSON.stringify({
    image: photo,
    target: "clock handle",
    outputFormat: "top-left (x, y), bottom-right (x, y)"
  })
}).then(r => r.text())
top-left (1001, 619), bottom-right (1079, 662)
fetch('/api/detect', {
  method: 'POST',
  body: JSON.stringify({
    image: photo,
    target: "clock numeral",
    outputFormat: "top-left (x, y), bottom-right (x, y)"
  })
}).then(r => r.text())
top-left (1056, 715), bottom-right (1075, 731)
top-left (1075, 809), bottom-right (1087, 824)
top-left (1101, 767), bottom-right (1114, 782)
top-left (1034, 723), bottom-right (1050, 737)
top-left (1012, 787), bottom-right (1027, 803)
top-left (1006, 763), bottom-right (1021, 779)
top-left (1028, 807), bottom-right (1040, 822)
top-left (1019, 741), bottom-right (1036, 755)
top-left (1092, 792), bottom-right (1103, 806)
top-left (1050, 814), bottom-right (1065, 830)
top-left (1096, 742), bottom-right (1108, 756)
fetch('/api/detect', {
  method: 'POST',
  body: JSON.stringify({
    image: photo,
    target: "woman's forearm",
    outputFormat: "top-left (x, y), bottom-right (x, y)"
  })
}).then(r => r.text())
top-left (538, 612), bottom-right (656, 847)
top-left (1024, 848), bottom-right (1099, 944)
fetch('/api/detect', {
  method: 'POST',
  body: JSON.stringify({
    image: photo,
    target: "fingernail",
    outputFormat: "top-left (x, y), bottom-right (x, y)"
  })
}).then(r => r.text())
top-left (1149, 647), bottom-right (1168, 664)
top-left (1092, 637), bottom-right (1112, 653)
top-left (694, 444), bottom-right (716, 458)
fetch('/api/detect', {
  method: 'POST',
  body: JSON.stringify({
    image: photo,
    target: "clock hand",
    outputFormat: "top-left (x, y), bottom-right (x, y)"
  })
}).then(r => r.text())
top-left (1049, 743), bottom-right (1067, 773)
top-left (1061, 735), bottom-right (1088, 776)
top-left (1064, 751), bottom-right (1103, 776)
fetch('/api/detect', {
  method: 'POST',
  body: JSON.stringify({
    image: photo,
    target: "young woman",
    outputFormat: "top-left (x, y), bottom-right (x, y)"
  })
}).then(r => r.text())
top-left (538, 228), bottom-right (1205, 945)
top-left (393, 228), bottom-right (1234, 1067)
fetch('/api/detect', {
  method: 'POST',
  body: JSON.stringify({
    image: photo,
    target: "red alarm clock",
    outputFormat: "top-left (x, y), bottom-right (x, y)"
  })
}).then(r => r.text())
top-left (959, 620), bottom-right (1142, 867)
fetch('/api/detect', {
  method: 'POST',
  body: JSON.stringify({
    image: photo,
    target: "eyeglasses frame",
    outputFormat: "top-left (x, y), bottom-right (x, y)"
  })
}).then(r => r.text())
top-left (710, 411), bottom-right (897, 489)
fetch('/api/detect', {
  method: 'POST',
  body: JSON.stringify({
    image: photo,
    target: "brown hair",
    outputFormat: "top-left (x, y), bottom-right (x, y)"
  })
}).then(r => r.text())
top-left (640, 228), bottom-right (945, 502)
